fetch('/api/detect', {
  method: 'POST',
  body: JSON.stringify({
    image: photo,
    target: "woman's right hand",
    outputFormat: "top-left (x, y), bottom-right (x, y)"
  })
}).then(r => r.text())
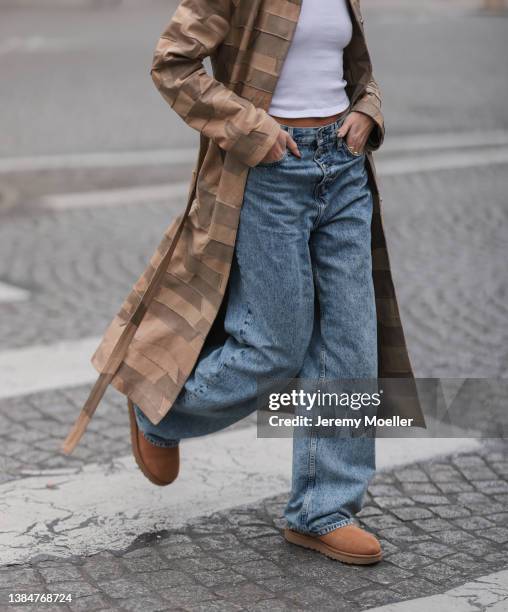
top-left (259, 129), bottom-right (301, 164)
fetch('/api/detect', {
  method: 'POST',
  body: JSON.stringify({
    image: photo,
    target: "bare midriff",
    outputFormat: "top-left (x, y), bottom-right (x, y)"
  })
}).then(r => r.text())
top-left (269, 108), bottom-right (349, 127)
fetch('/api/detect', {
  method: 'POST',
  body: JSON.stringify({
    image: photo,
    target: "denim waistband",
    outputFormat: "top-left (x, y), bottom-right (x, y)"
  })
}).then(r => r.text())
top-left (276, 107), bottom-right (350, 146)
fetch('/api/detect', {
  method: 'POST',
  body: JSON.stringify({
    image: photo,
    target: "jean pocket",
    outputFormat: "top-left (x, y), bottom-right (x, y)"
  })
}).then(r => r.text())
top-left (256, 148), bottom-right (289, 167)
top-left (341, 140), bottom-right (365, 159)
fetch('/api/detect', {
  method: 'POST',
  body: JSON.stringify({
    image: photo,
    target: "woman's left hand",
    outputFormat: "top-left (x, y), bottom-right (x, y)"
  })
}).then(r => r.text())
top-left (337, 111), bottom-right (375, 155)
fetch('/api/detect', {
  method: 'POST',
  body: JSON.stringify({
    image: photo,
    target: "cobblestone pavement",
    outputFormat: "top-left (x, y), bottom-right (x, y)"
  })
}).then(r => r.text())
top-left (0, 385), bottom-right (256, 484)
top-left (1, 444), bottom-right (507, 611)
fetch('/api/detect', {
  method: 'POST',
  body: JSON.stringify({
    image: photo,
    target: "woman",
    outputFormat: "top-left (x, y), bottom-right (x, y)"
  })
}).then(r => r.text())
top-left (64, 0), bottom-right (418, 565)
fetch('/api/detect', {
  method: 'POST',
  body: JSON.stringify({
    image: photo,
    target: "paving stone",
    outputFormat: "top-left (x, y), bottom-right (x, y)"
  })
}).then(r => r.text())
top-left (459, 467), bottom-right (498, 481)
top-left (480, 527), bottom-right (508, 544)
top-left (432, 529), bottom-right (474, 546)
top-left (345, 587), bottom-right (404, 608)
top-left (390, 507), bottom-right (434, 521)
top-left (491, 461), bottom-right (508, 476)
top-left (68, 593), bottom-right (110, 611)
top-left (386, 552), bottom-right (433, 569)
top-left (488, 512), bottom-right (508, 524)
top-left (484, 551), bottom-right (508, 566)
top-left (214, 581), bottom-right (272, 604)
top-left (455, 492), bottom-right (491, 507)
top-left (196, 533), bottom-right (242, 551)
top-left (248, 536), bottom-right (285, 552)
top-left (390, 577), bottom-right (442, 599)
top-left (314, 571), bottom-right (371, 594)
top-left (401, 483), bottom-right (440, 495)
top-left (411, 541), bottom-right (453, 559)
top-left (246, 599), bottom-right (300, 612)
top-left (410, 494), bottom-right (450, 505)
top-left (444, 553), bottom-right (482, 572)
top-left (373, 496), bottom-right (415, 509)
top-left (360, 514), bottom-right (402, 530)
top-left (183, 602), bottom-right (243, 612)
top-left (356, 505), bottom-right (383, 518)
top-left (140, 569), bottom-right (196, 590)
top-left (454, 539), bottom-right (497, 557)
top-left (375, 539), bottom-right (400, 557)
top-left (97, 577), bottom-right (153, 599)
top-left (429, 467), bottom-right (463, 483)
top-left (118, 546), bottom-right (156, 559)
top-left (484, 451), bottom-right (507, 463)
top-left (122, 549), bottom-right (172, 573)
top-left (47, 580), bottom-right (98, 598)
top-left (262, 575), bottom-right (313, 593)
top-left (161, 584), bottom-right (217, 606)
top-left (214, 548), bottom-right (264, 564)
top-left (285, 585), bottom-right (349, 608)
top-left (473, 479), bottom-right (508, 494)
top-left (173, 556), bottom-right (227, 573)
top-left (239, 525), bottom-right (280, 539)
top-left (287, 559), bottom-right (343, 580)
top-left (368, 485), bottom-right (401, 497)
top-left (364, 563), bottom-right (413, 585)
top-left (37, 564), bottom-right (84, 584)
top-left (158, 542), bottom-right (204, 560)
top-left (417, 562), bottom-right (462, 584)
top-left (377, 526), bottom-right (430, 543)
top-left (453, 455), bottom-right (487, 468)
top-left (475, 503), bottom-right (507, 516)
top-left (117, 593), bottom-right (167, 612)
top-left (395, 468), bottom-right (429, 483)
top-left (453, 516), bottom-right (494, 530)
top-left (195, 568), bottom-right (247, 588)
top-left (429, 505), bottom-right (471, 519)
top-left (82, 553), bottom-right (125, 582)
top-left (235, 560), bottom-right (284, 581)
top-left (435, 481), bottom-right (474, 494)
top-left (413, 518), bottom-right (454, 532)
top-left (0, 568), bottom-right (42, 588)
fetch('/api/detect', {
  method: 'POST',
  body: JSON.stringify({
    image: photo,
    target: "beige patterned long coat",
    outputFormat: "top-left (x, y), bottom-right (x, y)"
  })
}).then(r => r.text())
top-left (63, 0), bottom-right (421, 453)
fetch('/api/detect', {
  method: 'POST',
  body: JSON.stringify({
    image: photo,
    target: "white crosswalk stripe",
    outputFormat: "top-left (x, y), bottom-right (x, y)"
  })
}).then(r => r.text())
top-left (366, 569), bottom-right (508, 612)
top-left (42, 182), bottom-right (190, 211)
top-left (0, 337), bottom-right (100, 399)
top-left (0, 281), bottom-right (30, 304)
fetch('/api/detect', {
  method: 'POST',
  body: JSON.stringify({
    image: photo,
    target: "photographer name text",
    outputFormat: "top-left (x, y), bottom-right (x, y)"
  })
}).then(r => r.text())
top-left (268, 415), bottom-right (414, 428)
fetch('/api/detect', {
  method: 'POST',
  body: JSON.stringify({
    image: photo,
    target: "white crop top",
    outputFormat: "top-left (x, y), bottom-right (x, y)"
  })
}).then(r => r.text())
top-left (268, 0), bottom-right (353, 118)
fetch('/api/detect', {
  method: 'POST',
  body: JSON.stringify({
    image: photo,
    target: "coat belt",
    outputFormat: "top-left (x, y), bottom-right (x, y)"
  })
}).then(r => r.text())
top-left (61, 137), bottom-right (206, 455)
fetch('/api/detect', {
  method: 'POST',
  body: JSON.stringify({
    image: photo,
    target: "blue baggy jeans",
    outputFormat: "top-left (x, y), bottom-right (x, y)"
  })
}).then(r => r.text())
top-left (134, 115), bottom-right (378, 535)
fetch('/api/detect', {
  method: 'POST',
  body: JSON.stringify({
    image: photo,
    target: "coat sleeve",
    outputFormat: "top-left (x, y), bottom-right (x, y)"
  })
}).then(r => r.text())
top-left (151, 0), bottom-right (282, 168)
top-left (351, 75), bottom-right (385, 152)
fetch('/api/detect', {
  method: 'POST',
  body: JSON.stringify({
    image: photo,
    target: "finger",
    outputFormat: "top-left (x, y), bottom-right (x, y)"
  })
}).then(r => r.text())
top-left (349, 140), bottom-right (365, 155)
top-left (350, 135), bottom-right (367, 153)
top-left (286, 134), bottom-right (301, 158)
top-left (347, 137), bottom-right (360, 151)
top-left (337, 116), bottom-right (353, 137)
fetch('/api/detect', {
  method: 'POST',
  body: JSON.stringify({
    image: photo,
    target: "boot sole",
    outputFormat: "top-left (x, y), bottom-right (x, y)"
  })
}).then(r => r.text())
top-left (128, 399), bottom-right (175, 487)
top-left (284, 528), bottom-right (383, 565)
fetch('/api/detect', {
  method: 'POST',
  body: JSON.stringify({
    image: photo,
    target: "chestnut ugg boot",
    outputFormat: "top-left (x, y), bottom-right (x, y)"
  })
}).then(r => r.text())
top-left (128, 399), bottom-right (179, 486)
top-left (284, 524), bottom-right (382, 564)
